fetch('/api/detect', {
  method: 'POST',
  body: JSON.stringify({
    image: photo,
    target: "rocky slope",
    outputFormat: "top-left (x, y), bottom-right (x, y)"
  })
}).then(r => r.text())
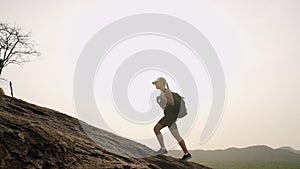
top-left (0, 95), bottom-right (211, 169)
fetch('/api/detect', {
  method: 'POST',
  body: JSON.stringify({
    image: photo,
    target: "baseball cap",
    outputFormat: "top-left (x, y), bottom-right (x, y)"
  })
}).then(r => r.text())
top-left (152, 77), bottom-right (166, 85)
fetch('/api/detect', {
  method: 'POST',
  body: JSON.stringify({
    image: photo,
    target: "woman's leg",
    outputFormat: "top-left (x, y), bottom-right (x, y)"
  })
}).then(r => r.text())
top-left (154, 123), bottom-right (166, 148)
top-left (169, 123), bottom-right (189, 154)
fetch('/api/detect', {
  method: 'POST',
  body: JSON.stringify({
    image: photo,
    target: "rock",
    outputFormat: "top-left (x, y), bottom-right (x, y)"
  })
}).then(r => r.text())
top-left (0, 95), bottom-right (211, 169)
top-left (0, 88), bottom-right (4, 95)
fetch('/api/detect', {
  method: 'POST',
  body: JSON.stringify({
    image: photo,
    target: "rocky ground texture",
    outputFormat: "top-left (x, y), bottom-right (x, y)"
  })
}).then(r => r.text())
top-left (0, 95), bottom-right (211, 169)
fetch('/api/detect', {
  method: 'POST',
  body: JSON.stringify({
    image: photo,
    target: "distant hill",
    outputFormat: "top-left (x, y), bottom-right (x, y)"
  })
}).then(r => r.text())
top-left (0, 95), bottom-right (210, 169)
top-left (279, 146), bottom-right (300, 155)
top-left (185, 145), bottom-right (300, 161)
top-left (168, 145), bottom-right (300, 169)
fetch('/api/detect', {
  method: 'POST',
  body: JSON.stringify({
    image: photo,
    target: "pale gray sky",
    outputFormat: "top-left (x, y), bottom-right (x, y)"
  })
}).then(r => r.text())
top-left (0, 0), bottom-right (299, 150)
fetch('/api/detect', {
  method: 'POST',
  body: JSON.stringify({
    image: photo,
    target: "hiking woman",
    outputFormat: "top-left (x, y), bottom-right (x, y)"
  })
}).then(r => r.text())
top-left (152, 77), bottom-right (192, 161)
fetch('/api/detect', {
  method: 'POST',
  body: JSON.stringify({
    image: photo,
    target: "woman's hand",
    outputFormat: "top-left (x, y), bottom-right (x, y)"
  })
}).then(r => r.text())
top-left (156, 96), bottom-right (161, 103)
top-left (157, 95), bottom-right (167, 109)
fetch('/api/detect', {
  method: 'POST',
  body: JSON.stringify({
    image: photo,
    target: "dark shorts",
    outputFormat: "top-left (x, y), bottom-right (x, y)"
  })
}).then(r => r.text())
top-left (158, 104), bottom-right (180, 128)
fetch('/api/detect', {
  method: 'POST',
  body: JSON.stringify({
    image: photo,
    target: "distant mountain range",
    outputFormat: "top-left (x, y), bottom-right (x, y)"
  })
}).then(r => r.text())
top-left (169, 145), bottom-right (300, 162)
top-left (168, 145), bottom-right (300, 169)
top-left (278, 146), bottom-right (300, 155)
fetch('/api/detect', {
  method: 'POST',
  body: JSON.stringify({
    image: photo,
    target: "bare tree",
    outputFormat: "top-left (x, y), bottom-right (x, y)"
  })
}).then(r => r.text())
top-left (0, 23), bottom-right (40, 76)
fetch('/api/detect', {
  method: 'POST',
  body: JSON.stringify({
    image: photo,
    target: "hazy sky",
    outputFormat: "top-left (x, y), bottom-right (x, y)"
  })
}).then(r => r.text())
top-left (0, 0), bottom-right (299, 150)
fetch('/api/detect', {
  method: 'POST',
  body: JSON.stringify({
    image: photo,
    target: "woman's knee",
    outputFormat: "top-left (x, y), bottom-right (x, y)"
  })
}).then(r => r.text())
top-left (153, 125), bottom-right (161, 134)
top-left (154, 123), bottom-right (165, 134)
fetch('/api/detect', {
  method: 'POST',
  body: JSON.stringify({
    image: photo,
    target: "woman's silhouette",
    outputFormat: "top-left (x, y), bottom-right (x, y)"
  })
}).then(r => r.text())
top-left (152, 77), bottom-right (192, 160)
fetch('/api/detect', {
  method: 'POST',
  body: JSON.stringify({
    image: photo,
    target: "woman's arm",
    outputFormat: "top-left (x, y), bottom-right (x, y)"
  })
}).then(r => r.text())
top-left (164, 89), bottom-right (174, 106)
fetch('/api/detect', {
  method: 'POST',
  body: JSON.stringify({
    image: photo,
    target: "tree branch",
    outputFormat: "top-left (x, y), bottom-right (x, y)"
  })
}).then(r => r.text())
top-left (5, 39), bottom-right (19, 60)
top-left (0, 22), bottom-right (40, 75)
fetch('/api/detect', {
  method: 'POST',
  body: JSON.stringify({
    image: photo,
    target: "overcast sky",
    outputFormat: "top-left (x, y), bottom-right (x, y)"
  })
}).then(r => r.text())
top-left (0, 0), bottom-right (299, 150)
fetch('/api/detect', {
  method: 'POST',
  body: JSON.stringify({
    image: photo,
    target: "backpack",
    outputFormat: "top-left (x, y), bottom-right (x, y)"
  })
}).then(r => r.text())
top-left (172, 92), bottom-right (188, 118)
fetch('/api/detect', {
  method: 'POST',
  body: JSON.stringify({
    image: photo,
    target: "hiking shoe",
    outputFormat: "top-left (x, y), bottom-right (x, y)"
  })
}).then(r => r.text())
top-left (156, 147), bottom-right (167, 154)
top-left (180, 153), bottom-right (192, 161)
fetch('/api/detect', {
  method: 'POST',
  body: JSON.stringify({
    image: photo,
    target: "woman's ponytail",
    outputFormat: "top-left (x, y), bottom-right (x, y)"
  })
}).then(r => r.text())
top-left (165, 82), bottom-right (170, 89)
